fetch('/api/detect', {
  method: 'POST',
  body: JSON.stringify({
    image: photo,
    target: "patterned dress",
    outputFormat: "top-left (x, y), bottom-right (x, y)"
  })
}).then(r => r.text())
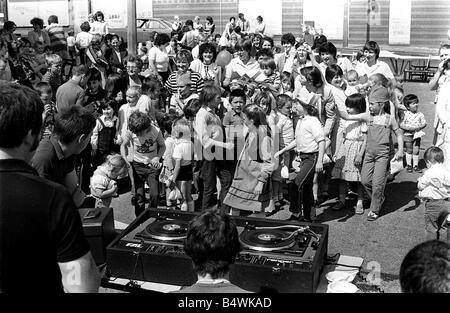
top-left (332, 120), bottom-right (367, 182)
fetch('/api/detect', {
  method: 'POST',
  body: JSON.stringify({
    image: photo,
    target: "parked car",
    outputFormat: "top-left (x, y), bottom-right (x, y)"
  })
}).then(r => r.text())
top-left (110, 18), bottom-right (172, 43)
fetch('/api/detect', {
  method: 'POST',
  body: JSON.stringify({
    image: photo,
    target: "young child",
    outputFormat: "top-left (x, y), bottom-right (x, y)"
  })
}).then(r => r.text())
top-left (275, 102), bottom-right (325, 222)
top-left (417, 146), bottom-right (450, 240)
top-left (35, 82), bottom-right (57, 140)
top-left (280, 71), bottom-right (295, 98)
top-left (345, 69), bottom-right (362, 96)
top-left (223, 89), bottom-right (246, 174)
top-left (160, 114), bottom-right (178, 208)
top-left (260, 57), bottom-right (281, 94)
top-left (400, 94), bottom-right (427, 173)
top-left (270, 95), bottom-right (294, 214)
top-left (84, 69), bottom-right (106, 118)
top-left (121, 111), bottom-right (166, 217)
top-left (169, 118), bottom-right (194, 212)
top-left (343, 86), bottom-right (404, 221)
top-left (67, 29), bottom-right (77, 61)
top-left (91, 100), bottom-right (120, 168)
top-left (90, 154), bottom-right (127, 209)
top-left (169, 72), bottom-right (199, 116)
top-left (332, 94), bottom-right (368, 214)
top-left (41, 54), bottom-right (62, 99)
top-left (138, 46), bottom-right (149, 70)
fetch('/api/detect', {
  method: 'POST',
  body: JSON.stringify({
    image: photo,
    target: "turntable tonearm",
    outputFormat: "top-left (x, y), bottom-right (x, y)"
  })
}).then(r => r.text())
top-left (106, 209), bottom-right (328, 293)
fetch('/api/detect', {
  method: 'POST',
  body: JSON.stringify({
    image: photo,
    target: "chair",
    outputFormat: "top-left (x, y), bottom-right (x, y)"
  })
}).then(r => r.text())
top-left (403, 56), bottom-right (434, 82)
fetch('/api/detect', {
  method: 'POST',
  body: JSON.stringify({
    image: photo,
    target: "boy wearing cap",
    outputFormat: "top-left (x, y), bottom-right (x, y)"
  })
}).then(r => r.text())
top-left (341, 86), bottom-right (404, 220)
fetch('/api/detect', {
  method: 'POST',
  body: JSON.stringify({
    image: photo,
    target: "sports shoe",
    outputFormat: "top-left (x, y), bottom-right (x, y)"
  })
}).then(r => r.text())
top-left (355, 202), bottom-right (364, 215)
top-left (414, 166), bottom-right (422, 173)
top-left (367, 211), bottom-right (379, 221)
top-left (406, 165), bottom-right (413, 173)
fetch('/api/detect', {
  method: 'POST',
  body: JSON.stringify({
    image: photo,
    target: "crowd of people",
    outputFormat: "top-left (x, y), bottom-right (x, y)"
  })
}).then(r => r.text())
top-left (0, 10), bottom-right (450, 293)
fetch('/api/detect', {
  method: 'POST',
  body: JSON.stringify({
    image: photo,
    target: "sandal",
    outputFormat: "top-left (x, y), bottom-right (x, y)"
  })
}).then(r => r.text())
top-left (367, 211), bottom-right (379, 221)
top-left (332, 200), bottom-right (345, 211)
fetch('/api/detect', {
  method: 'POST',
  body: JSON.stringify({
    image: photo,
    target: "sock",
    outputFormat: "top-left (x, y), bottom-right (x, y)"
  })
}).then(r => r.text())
top-left (181, 202), bottom-right (188, 212)
top-left (187, 201), bottom-right (195, 212)
top-left (413, 155), bottom-right (419, 168)
top-left (405, 153), bottom-right (412, 167)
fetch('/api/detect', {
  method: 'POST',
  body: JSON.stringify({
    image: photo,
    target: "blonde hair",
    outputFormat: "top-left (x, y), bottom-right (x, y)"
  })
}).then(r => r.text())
top-left (104, 154), bottom-right (126, 170)
top-left (45, 54), bottom-right (62, 66)
top-left (126, 86), bottom-right (142, 97)
top-left (172, 118), bottom-right (191, 140)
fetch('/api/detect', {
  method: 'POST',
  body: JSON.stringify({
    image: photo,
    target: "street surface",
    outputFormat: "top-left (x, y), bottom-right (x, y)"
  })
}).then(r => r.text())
top-left (110, 82), bottom-right (438, 293)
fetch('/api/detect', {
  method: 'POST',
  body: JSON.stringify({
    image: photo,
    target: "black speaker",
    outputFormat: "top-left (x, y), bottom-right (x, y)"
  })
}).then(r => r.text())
top-left (79, 207), bottom-right (116, 265)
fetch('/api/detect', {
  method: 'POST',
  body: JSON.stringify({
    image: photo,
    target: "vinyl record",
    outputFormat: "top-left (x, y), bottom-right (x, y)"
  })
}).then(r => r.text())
top-left (137, 219), bottom-right (188, 241)
top-left (240, 229), bottom-right (295, 251)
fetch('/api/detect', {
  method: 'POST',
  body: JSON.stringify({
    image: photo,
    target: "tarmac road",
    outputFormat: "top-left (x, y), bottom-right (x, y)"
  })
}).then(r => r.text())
top-left (109, 81), bottom-right (438, 293)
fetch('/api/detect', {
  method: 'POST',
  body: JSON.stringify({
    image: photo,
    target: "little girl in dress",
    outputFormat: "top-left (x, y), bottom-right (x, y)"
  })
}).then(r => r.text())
top-left (332, 94), bottom-right (367, 214)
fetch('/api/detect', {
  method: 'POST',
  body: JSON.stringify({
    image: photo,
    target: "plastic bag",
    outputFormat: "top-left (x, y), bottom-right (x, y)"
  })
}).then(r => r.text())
top-left (390, 157), bottom-right (404, 175)
top-left (168, 186), bottom-right (182, 202)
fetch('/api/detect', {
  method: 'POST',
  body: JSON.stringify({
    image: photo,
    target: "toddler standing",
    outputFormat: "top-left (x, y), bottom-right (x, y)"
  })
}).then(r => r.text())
top-left (417, 147), bottom-right (450, 240)
top-left (400, 94), bottom-right (427, 173)
top-left (91, 100), bottom-right (120, 168)
top-left (169, 118), bottom-right (194, 212)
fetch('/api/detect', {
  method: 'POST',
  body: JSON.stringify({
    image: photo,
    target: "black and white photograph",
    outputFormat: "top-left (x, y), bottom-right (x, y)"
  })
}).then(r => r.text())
top-left (0, 0), bottom-right (449, 300)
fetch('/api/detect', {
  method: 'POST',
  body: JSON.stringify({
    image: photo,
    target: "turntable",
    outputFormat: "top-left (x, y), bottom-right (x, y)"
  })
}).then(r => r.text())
top-left (106, 209), bottom-right (328, 293)
top-left (136, 219), bottom-right (188, 241)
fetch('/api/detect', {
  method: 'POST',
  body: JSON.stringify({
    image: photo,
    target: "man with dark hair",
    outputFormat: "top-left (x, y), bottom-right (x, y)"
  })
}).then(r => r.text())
top-left (0, 82), bottom-right (100, 292)
top-left (175, 209), bottom-right (251, 293)
top-left (275, 33), bottom-right (296, 73)
top-left (32, 105), bottom-right (96, 207)
top-left (56, 64), bottom-right (90, 111)
top-left (400, 240), bottom-right (450, 293)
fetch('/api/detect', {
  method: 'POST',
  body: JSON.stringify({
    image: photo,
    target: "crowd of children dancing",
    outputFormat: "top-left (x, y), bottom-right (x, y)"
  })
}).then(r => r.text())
top-left (1, 12), bottom-right (449, 235)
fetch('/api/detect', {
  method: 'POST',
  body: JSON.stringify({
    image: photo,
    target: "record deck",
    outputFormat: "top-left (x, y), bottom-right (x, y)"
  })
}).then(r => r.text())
top-left (106, 209), bottom-right (328, 293)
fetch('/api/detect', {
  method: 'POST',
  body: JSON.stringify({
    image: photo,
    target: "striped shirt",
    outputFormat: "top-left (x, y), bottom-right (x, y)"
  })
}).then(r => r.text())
top-left (164, 70), bottom-right (204, 95)
top-left (46, 24), bottom-right (67, 54)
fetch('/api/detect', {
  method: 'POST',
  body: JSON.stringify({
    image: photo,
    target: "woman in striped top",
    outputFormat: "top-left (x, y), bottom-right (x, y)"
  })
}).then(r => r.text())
top-left (165, 50), bottom-right (204, 97)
